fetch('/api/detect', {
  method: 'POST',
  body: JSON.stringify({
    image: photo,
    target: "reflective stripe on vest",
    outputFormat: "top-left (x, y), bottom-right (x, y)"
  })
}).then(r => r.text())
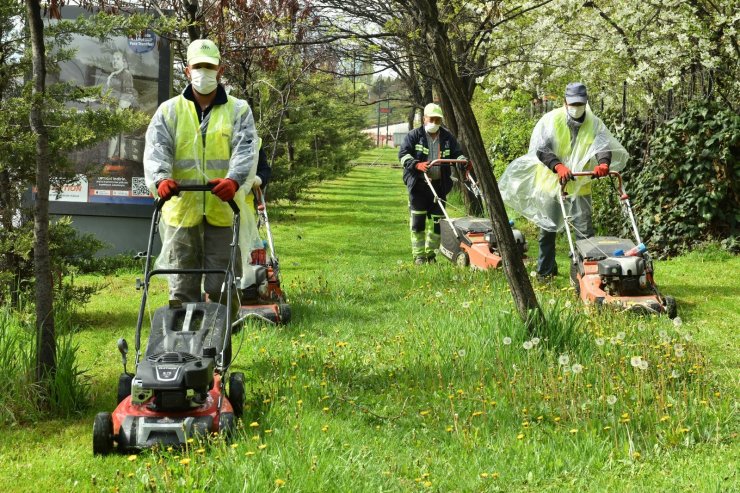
top-left (161, 95), bottom-right (248, 227)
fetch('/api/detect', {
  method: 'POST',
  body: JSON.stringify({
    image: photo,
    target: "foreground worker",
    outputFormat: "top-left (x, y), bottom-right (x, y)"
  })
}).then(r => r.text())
top-left (144, 39), bottom-right (258, 311)
top-left (499, 82), bottom-right (628, 281)
top-left (399, 103), bottom-right (466, 265)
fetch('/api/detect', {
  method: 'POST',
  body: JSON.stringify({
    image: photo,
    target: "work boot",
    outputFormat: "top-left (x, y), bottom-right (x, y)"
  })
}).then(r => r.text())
top-left (414, 256), bottom-right (427, 265)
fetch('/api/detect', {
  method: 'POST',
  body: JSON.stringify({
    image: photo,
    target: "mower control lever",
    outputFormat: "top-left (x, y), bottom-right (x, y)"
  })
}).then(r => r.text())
top-left (560, 171), bottom-right (624, 197)
top-left (427, 159), bottom-right (471, 168)
top-left (156, 183), bottom-right (241, 215)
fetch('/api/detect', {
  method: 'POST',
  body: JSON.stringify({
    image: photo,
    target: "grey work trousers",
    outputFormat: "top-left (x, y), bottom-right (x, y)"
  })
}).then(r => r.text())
top-left (537, 195), bottom-right (594, 277)
top-left (160, 220), bottom-right (241, 314)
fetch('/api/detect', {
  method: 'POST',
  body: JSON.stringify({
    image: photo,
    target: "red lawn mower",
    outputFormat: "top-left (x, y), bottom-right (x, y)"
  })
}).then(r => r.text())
top-left (93, 185), bottom-right (245, 455)
top-left (562, 171), bottom-right (677, 317)
top-left (424, 159), bottom-right (528, 269)
top-left (237, 187), bottom-right (290, 324)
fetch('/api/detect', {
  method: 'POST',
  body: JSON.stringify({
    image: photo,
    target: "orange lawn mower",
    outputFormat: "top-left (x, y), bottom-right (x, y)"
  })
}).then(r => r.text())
top-left (236, 186), bottom-right (290, 324)
top-left (424, 159), bottom-right (528, 269)
top-left (561, 171), bottom-right (677, 317)
top-left (93, 185), bottom-right (245, 455)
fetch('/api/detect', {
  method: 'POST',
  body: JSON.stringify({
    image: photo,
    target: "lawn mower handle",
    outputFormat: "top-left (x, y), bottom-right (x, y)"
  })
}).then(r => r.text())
top-left (560, 171), bottom-right (627, 199)
top-left (156, 183), bottom-right (240, 215)
top-left (428, 158), bottom-right (471, 168)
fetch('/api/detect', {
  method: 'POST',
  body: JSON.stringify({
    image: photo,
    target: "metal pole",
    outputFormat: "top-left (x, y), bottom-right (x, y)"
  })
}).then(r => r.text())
top-left (376, 101), bottom-right (381, 147)
top-left (622, 81), bottom-right (627, 122)
top-left (385, 100), bottom-right (390, 147)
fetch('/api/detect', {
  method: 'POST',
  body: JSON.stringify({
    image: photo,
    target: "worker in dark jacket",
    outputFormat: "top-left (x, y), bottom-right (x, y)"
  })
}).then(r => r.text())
top-left (399, 103), bottom-right (466, 264)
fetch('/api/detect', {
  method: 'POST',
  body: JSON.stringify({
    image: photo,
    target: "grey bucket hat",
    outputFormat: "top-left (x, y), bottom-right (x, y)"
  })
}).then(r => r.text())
top-left (565, 82), bottom-right (588, 104)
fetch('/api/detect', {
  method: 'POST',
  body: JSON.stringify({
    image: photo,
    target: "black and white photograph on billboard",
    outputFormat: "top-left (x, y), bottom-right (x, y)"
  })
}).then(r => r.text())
top-left (49, 27), bottom-right (164, 205)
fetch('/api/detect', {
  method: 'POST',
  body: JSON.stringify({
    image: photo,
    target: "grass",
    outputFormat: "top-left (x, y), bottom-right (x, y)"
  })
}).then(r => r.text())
top-left (1, 166), bottom-right (737, 492)
top-left (352, 147), bottom-right (402, 166)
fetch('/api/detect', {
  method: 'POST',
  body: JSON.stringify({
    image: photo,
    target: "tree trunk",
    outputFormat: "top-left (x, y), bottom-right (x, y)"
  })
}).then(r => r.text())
top-left (413, 0), bottom-right (542, 326)
top-left (25, 0), bottom-right (56, 381)
top-left (438, 85), bottom-right (483, 216)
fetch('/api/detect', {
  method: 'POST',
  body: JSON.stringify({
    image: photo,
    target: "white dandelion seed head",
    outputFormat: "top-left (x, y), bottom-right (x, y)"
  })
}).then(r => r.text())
top-left (530, 271), bottom-right (537, 278)
top-left (675, 348), bottom-right (685, 358)
top-left (637, 323), bottom-right (646, 332)
top-left (461, 301), bottom-right (471, 309)
top-left (523, 341), bottom-right (534, 350)
top-left (610, 337), bottom-right (620, 345)
top-left (595, 338), bottom-right (605, 346)
top-left (452, 275), bottom-right (459, 281)
top-left (571, 363), bottom-right (583, 374)
top-left (617, 332), bottom-right (626, 341)
top-left (659, 330), bottom-right (668, 340)
top-left (565, 301), bottom-right (572, 308)
top-left (503, 337), bottom-right (512, 346)
top-left (673, 343), bottom-right (684, 352)
top-left (397, 259), bottom-right (403, 265)
top-left (558, 354), bottom-right (570, 366)
top-left (549, 298), bottom-right (556, 306)
top-left (457, 349), bottom-right (466, 357)
top-left (630, 356), bottom-right (642, 368)
top-left (684, 333), bottom-right (692, 342)
top-left (607, 394), bottom-right (617, 405)
top-left (673, 317), bottom-right (683, 327)
top-left (671, 370), bottom-right (681, 378)
top-left (638, 360), bottom-right (649, 371)
top-left (531, 337), bottom-right (540, 345)
top-left (512, 363), bottom-right (519, 371)
top-left (435, 291), bottom-right (443, 298)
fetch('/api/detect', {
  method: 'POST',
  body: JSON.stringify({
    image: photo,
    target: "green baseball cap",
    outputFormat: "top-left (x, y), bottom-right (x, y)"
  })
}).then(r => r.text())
top-left (187, 39), bottom-right (221, 66)
top-left (424, 103), bottom-right (444, 119)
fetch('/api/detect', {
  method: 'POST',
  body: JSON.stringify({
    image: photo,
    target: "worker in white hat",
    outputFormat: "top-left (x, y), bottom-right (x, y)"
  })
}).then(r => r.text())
top-left (399, 103), bottom-right (467, 265)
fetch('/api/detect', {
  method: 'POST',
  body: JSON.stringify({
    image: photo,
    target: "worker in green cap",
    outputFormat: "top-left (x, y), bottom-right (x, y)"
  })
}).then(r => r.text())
top-left (399, 103), bottom-right (467, 265)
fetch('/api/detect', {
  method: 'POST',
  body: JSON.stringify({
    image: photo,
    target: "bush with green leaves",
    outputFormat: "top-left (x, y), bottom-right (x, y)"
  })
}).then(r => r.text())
top-left (593, 102), bottom-right (739, 257)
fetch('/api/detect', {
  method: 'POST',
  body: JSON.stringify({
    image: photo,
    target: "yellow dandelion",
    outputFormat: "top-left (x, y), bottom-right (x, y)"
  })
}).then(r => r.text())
top-left (297, 400), bottom-right (303, 406)
top-left (265, 429), bottom-right (273, 434)
top-left (127, 455), bottom-right (137, 462)
top-left (472, 411), bottom-right (483, 417)
top-left (321, 425), bottom-right (329, 432)
top-left (480, 473), bottom-right (489, 478)
top-left (632, 452), bottom-right (641, 459)
top-left (660, 415), bottom-right (670, 422)
top-left (554, 417), bottom-right (561, 422)
top-left (424, 481), bottom-right (432, 488)
top-left (258, 444), bottom-right (268, 450)
top-left (446, 426), bottom-right (453, 432)
top-left (700, 400), bottom-right (708, 405)
top-left (492, 472), bottom-right (499, 479)
top-left (537, 416), bottom-right (544, 421)
top-left (569, 428), bottom-right (578, 434)
top-left (323, 407), bottom-right (330, 412)
top-left (179, 458), bottom-right (191, 465)
top-left (517, 433), bottom-right (525, 440)
top-left (420, 410), bottom-right (430, 416)
top-left (196, 448), bottom-right (205, 454)
top-left (187, 438), bottom-right (194, 444)
top-left (231, 443), bottom-right (239, 449)
top-left (127, 472), bottom-right (134, 478)
top-left (603, 426), bottom-right (612, 431)
top-left (275, 479), bottom-right (286, 487)
top-left (245, 451), bottom-right (255, 456)
top-left (250, 421), bottom-right (259, 428)
top-left (680, 428), bottom-right (690, 433)
top-left (621, 413), bottom-right (630, 419)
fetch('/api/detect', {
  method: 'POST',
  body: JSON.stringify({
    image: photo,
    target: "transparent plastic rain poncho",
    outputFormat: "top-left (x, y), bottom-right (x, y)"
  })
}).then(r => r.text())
top-left (144, 90), bottom-right (263, 292)
top-left (498, 105), bottom-right (628, 232)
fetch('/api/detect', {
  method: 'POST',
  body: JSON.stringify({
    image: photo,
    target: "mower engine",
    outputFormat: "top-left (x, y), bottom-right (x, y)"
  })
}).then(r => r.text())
top-left (131, 350), bottom-right (215, 411)
top-left (597, 256), bottom-right (647, 296)
top-left (484, 229), bottom-right (528, 255)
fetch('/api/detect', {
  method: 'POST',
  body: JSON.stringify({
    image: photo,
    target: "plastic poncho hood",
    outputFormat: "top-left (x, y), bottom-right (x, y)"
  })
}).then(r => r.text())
top-left (498, 105), bottom-right (628, 232)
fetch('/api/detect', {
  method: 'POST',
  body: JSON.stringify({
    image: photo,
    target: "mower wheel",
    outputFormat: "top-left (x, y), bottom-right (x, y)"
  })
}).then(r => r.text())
top-left (455, 251), bottom-right (470, 268)
top-left (93, 412), bottom-right (114, 456)
top-left (117, 373), bottom-right (132, 404)
top-left (570, 263), bottom-right (581, 296)
top-left (219, 412), bottom-right (235, 439)
top-left (228, 372), bottom-right (246, 419)
top-left (665, 295), bottom-right (678, 319)
top-left (279, 303), bottom-right (292, 324)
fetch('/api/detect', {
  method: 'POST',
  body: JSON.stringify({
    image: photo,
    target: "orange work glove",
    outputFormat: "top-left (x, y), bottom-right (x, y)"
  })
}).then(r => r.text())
top-left (209, 178), bottom-right (239, 202)
top-left (415, 161), bottom-right (429, 173)
top-left (553, 163), bottom-right (573, 185)
top-left (156, 179), bottom-right (179, 201)
top-left (593, 163), bottom-right (610, 178)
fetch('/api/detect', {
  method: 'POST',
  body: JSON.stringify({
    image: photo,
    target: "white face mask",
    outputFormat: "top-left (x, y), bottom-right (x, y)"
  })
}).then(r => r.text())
top-left (190, 68), bottom-right (218, 94)
top-left (567, 105), bottom-right (586, 119)
top-left (425, 122), bottom-right (440, 134)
